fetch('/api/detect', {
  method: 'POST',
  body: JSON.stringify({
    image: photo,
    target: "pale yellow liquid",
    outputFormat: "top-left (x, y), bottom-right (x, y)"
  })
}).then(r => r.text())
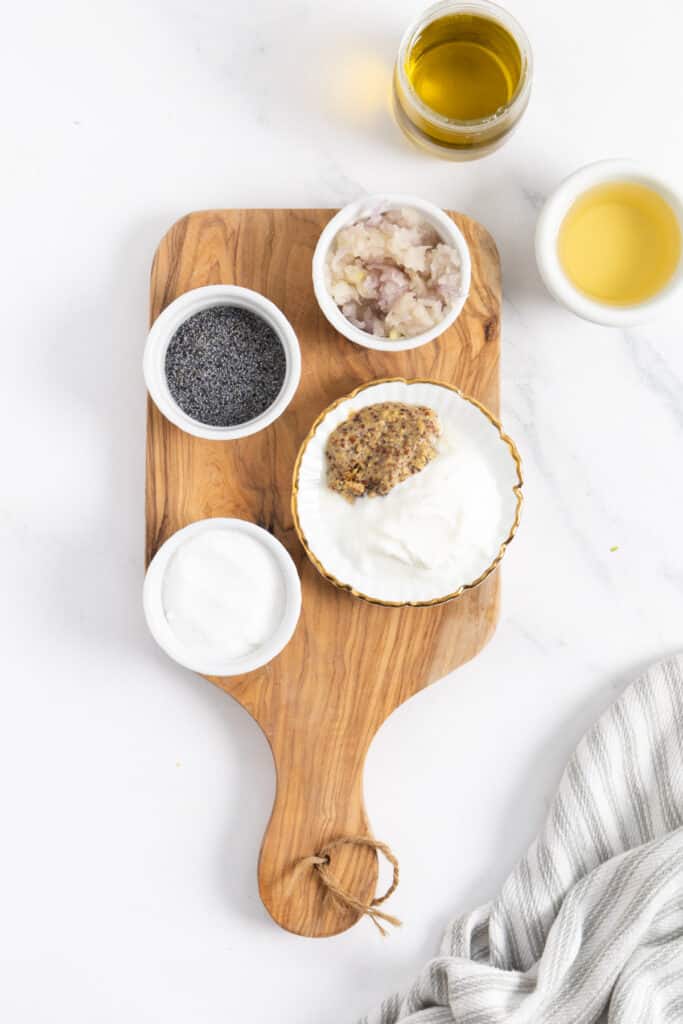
top-left (558, 182), bottom-right (681, 306)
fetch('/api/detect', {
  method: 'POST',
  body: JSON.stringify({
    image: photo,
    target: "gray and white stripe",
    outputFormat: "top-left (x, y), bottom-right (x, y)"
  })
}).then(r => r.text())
top-left (358, 654), bottom-right (683, 1024)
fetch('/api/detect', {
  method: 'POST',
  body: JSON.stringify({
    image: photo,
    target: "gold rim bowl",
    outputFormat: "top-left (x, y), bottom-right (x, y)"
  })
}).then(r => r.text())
top-left (291, 377), bottom-right (523, 607)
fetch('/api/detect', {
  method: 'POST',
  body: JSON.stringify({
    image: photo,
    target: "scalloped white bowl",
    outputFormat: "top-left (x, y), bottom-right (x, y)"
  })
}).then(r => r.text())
top-left (292, 379), bottom-right (522, 606)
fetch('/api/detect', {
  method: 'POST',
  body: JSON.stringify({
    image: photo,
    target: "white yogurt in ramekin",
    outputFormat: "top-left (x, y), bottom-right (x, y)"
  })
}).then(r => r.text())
top-left (144, 518), bottom-right (301, 675)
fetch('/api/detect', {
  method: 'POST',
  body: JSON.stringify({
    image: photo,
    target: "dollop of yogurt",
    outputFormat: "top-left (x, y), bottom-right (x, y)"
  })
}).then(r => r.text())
top-left (162, 529), bottom-right (284, 659)
top-left (317, 427), bottom-right (503, 587)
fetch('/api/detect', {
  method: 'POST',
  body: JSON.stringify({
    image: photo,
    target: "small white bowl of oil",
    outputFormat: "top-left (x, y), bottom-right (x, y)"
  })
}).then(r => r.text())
top-left (535, 159), bottom-right (683, 326)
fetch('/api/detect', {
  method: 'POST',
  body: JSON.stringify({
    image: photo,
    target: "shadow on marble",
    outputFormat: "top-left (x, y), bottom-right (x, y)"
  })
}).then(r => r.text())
top-left (183, 1), bottom-right (411, 163)
top-left (463, 163), bottom-right (560, 309)
top-left (35, 217), bottom-right (172, 660)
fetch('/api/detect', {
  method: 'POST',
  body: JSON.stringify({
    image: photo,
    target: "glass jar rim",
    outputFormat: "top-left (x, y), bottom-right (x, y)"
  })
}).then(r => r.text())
top-left (396, 0), bottom-right (534, 133)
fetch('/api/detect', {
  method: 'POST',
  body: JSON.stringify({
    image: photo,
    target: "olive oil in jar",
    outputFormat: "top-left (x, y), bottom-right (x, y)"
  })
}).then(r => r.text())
top-left (406, 13), bottom-right (521, 122)
top-left (393, 1), bottom-right (532, 160)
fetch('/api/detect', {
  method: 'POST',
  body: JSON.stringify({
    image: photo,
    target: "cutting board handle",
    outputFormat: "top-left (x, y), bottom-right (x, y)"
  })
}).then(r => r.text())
top-left (257, 738), bottom-right (382, 937)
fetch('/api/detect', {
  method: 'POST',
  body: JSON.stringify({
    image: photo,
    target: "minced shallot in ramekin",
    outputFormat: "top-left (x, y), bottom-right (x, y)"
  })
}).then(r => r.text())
top-left (325, 207), bottom-right (464, 339)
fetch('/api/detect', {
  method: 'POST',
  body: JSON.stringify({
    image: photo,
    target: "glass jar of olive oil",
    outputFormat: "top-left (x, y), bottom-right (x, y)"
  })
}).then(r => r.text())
top-left (393, 0), bottom-right (533, 160)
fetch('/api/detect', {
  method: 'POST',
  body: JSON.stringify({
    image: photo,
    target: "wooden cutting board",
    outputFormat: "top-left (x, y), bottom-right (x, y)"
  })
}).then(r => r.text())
top-left (146, 209), bottom-right (502, 937)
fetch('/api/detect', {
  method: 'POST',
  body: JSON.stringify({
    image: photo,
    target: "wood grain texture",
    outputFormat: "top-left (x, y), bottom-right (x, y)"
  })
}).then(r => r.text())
top-left (146, 209), bottom-right (502, 937)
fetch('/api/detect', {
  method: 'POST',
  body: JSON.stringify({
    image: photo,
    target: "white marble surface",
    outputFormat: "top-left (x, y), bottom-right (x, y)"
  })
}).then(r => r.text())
top-left (2, 1), bottom-right (683, 1020)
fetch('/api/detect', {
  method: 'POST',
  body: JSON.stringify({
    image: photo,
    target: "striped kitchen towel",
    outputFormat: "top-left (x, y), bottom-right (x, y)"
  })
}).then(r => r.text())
top-left (359, 654), bottom-right (683, 1024)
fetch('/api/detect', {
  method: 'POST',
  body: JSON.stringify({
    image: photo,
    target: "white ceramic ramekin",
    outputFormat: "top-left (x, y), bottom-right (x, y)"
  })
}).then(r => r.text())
top-left (143, 285), bottom-right (302, 441)
top-left (535, 159), bottom-right (683, 326)
top-left (143, 518), bottom-right (302, 676)
top-left (312, 194), bottom-right (472, 352)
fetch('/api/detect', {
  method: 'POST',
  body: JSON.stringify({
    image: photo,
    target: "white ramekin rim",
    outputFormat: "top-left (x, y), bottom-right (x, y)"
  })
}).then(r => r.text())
top-left (535, 159), bottom-right (683, 326)
top-left (143, 285), bottom-right (302, 440)
top-left (143, 518), bottom-right (302, 676)
top-left (312, 193), bottom-right (472, 352)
